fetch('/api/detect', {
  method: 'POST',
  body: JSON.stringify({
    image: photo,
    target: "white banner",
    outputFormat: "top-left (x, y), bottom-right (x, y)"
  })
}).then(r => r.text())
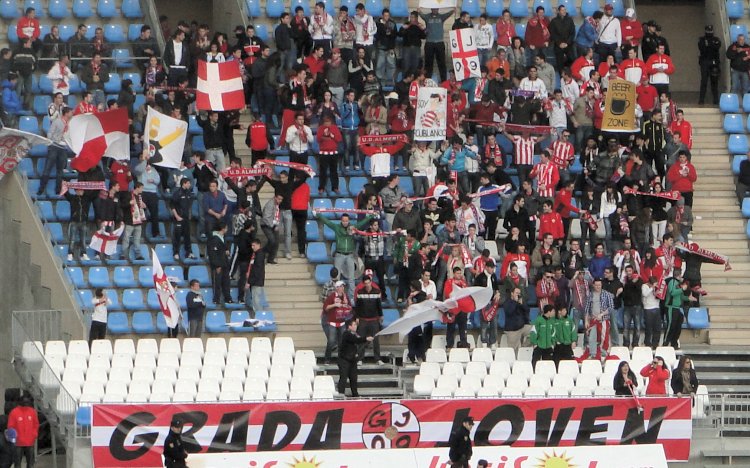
top-left (418, 0), bottom-right (456, 8)
top-left (186, 444), bottom-right (669, 468)
top-left (450, 28), bottom-right (481, 81)
top-left (144, 106), bottom-right (188, 169)
top-left (414, 87), bottom-right (447, 141)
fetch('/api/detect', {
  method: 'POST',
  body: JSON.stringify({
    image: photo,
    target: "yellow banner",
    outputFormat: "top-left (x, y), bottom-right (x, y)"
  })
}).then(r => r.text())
top-left (602, 79), bottom-right (638, 132)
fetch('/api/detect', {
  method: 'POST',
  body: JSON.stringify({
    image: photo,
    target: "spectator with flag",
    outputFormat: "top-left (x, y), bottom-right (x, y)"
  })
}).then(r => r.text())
top-left (89, 288), bottom-right (111, 345)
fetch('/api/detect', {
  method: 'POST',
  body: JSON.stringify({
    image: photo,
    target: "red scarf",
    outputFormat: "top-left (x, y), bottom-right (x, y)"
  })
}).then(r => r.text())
top-left (295, 124), bottom-right (307, 143)
top-left (483, 144), bottom-right (502, 166)
top-left (619, 214), bottom-right (630, 237)
top-left (57, 63), bottom-right (68, 88)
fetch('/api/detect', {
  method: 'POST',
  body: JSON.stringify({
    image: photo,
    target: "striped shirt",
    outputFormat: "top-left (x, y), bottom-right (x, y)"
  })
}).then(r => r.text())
top-left (550, 140), bottom-right (575, 170)
top-left (512, 135), bottom-right (538, 166)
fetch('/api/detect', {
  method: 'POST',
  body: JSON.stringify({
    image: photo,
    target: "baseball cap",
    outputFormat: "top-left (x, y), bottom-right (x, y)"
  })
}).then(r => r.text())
top-left (604, 4), bottom-right (613, 11)
top-left (364, 268), bottom-right (374, 277)
top-left (625, 7), bottom-right (635, 17)
top-left (335, 280), bottom-right (346, 288)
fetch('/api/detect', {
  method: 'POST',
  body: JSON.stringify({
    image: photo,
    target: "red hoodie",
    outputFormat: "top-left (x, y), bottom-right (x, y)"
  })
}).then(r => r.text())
top-left (316, 124), bottom-right (343, 154)
top-left (666, 162), bottom-right (697, 193)
top-left (8, 405), bottom-right (39, 447)
top-left (290, 181), bottom-right (310, 211)
top-left (640, 364), bottom-right (670, 395)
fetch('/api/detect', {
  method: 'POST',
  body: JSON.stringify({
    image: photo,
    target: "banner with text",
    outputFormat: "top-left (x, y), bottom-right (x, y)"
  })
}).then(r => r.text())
top-left (450, 29), bottom-right (481, 81)
top-left (186, 444), bottom-right (669, 468)
top-left (90, 397), bottom-right (691, 466)
top-left (602, 79), bottom-right (638, 133)
top-left (414, 87), bottom-right (447, 141)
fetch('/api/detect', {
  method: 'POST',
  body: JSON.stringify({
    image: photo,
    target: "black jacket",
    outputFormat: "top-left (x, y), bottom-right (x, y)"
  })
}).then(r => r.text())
top-left (698, 34), bottom-right (721, 64)
top-left (398, 23), bottom-right (426, 48)
top-left (162, 429), bottom-right (187, 466)
top-left (503, 298), bottom-right (529, 331)
top-left (207, 233), bottom-right (229, 268)
top-left (549, 14), bottom-right (575, 47)
top-left (622, 277), bottom-right (643, 307)
top-left (235, 229), bottom-right (255, 263)
top-left (198, 114), bottom-right (226, 150)
top-left (375, 18), bottom-right (397, 50)
top-left (94, 193), bottom-right (121, 223)
top-left (186, 290), bottom-right (205, 322)
top-left (613, 370), bottom-right (638, 396)
top-left (354, 287), bottom-right (382, 320)
top-left (727, 41), bottom-right (750, 72)
top-left (448, 425), bottom-right (473, 464)
top-left (247, 248), bottom-right (266, 287)
top-left (339, 329), bottom-right (368, 361)
top-left (162, 38), bottom-right (190, 68)
top-left (65, 192), bottom-right (91, 223)
top-left (671, 368), bottom-right (699, 394)
top-left (274, 24), bottom-right (293, 51)
top-left (170, 187), bottom-right (194, 220)
top-left (193, 163), bottom-right (216, 193)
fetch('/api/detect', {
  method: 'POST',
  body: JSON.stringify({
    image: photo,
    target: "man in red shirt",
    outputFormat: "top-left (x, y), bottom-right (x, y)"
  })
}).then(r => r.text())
top-left (8, 397), bottom-right (39, 468)
top-left (636, 76), bottom-right (658, 120)
top-left (619, 47), bottom-right (647, 85)
top-left (316, 115), bottom-right (343, 193)
top-left (537, 199), bottom-right (565, 244)
top-left (670, 109), bottom-right (693, 149)
top-left (645, 44), bottom-right (675, 95)
top-left (74, 91), bottom-right (97, 115)
top-left (322, 281), bottom-right (353, 363)
top-left (443, 266), bottom-right (470, 348)
top-left (16, 7), bottom-right (40, 43)
top-left (245, 113), bottom-right (275, 165)
top-left (619, 8), bottom-right (643, 57)
top-left (303, 45), bottom-right (326, 79)
top-left (525, 6), bottom-right (550, 61)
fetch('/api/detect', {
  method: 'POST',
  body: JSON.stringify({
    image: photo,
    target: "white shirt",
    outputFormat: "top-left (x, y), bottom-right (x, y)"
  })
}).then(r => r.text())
top-left (285, 124), bottom-right (314, 153)
top-left (474, 24), bottom-right (494, 49)
top-left (421, 280), bottom-right (437, 300)
top-left (370, 151), bottom-right (391, 177)
top-left (309, 12), bottom-right (335, 40)
top-left (518, 77), bottom-right (547, 99)
top-left (91, 297), bottom-right (112, 323)
top-left (597, 16), bottom-right (621, 47)
top-left (354, 13), bottom-right (377, 45)
top-left (548, 99), bottom-right (568, 128)
top-left (172, 41), bottom-right (184, 66)
top-left (561, 79), bottom-right (580, 105)
top-left (641, 283), bottom-right (660, 309)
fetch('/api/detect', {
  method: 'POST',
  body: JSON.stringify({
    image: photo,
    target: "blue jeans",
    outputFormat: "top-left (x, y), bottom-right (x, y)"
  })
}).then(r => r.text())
top-left (342, 129), bottom-right (359, 168)
top-left (732, 69), bottom-right (750, 95)
top-left (413, 175), bottom-right (429, 197)
top-left (376, 49), bottom-right (396, 86)
top-left (325, 324), bottom-right (344, 360)
top-left (68, 221), bottom-right (88, 258)
top-left (402, 46), bottom-right (421, 74)
top-left (39, 145), bottom-right (70, 193)
top-left (622, 305), bottom-right (642, 348)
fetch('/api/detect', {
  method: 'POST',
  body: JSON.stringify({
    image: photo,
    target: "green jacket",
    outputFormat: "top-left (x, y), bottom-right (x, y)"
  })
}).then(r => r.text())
top-left (530, 316), bottom-right (555, 350)
top-left (665, 279), bottom-right (689, 311)
top-left (318, 214), bottom-right (374, 255)
top-left (554, 316), bottom-right (577, 345)
top-left (393, 236), bottom-right (421, 264)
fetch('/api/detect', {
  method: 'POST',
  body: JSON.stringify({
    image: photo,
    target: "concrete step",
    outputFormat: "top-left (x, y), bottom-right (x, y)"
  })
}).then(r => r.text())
top-left (693, 173), bottom-right (737, 180)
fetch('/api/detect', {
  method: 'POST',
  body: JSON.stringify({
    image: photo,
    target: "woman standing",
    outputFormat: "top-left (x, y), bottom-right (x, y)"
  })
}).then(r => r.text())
top-left (640, 356), bottom-right (670, 395)
top-left (648, 182), bottom-right (669, 246)
top-left (613, 361), bottom-right (638, 396)
top-left (89, 288), bottom-right (111, 346)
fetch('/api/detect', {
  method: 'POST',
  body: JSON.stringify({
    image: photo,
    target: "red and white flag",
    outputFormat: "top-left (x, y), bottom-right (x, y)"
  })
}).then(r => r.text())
top-left (196, 60), bottom-right (245, 111)
top-left (449, 29), bottom-right (481, 81)
top-left (151, 249), bottom-right (182, 329)
top-left (88, 225), bottom-right (124, 256)
top-left (65, 107), bottom-right (129, 172)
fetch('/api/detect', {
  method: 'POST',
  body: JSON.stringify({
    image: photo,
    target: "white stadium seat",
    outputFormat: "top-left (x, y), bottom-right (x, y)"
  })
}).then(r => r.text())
top-left (113, 339), bottom-right (136, 357)
top-left (557, 361), bottom-right (579, 378)
top-left (178, 366), bottom-right (201, 383)
top-left (430, 387), bottom-right (452, 398)
top-left (228, 337), bottom-right (250, 356)
top-left (471, 348), bottom-right (493, 366)
top-left (571, 386), bottom-right (594, 397)
top-left (547, 387), bottom-right (570, 397)
top-left (482, 374), bottom-right (505, 392)
top-left (413, 375), bottom-right (435, 396)
top-left (534, 360), bottom-right (557, 378)
top-left (580, 359), bottom-right (603, 376)
top-left (489, 361), bottom-right (511, 379)
top-left (610, 346), bottom-right (630, 360)
top-left (494, 347), bottom-right (516, 363)
top-left (524, 387), bottom-right (546, 397)
top-left (631, 347), bottom-right (653, 363)
top-left (505, 374), bottom-right (528, 389)
top-left (435, 375), bottom-right (458, 392)
top-left (136, 338), bottom-right (158, 356)
top-left (68, 340), bottom-right (90, 358)
top-left (449, 348), bottom-right (470, 363)
top-left (206, 337), bottom-right (228, 357)
top-left (274, 337), bottom-right (295, 355)
top-left (454, 387), bottom-right (476, 398)
top-left (516, 347), bottom-right (533, 361)
top-left (426, 348), bottom-right (447, 363)
top-left (182, 338), bottom-right (205, 357)
top-left (441, 362), bottom-right (464, 378)
top-left (251, 337), bottom-right (273, 354)
top-left (511, 361), bottom-right (533, 379)
top-left (576, 374), bottom-right (599, 389)
top-left (159, 338), bottom-right (182, 355)
top-left (465, 361), bottom-right (488, 379)
top-left (528, 375), bottom-right (551, 390)
top-left (131, 367), bottom-right (154, 383)
top-left (45, 341), bottom-right (67, 358)
top-left (91, 340), bottom-right (113, 356)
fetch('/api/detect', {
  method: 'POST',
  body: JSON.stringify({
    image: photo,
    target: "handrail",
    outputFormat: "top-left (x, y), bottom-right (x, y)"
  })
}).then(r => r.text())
top-left (140, 0), bottom-right (165, 58)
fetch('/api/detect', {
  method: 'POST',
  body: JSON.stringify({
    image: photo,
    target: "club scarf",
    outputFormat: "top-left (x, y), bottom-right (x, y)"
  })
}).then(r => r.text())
top-left (469, 184), bottom-right (512, 199)
top-left (295, 124), bottom-right (308, 143)
top-left (623, 186), bottom-right (680, 200)
top-left (59, 181), bottom-right (107, 196)
top-left (483, 143), bottom-right (503, 166)
top-left (258, 159), bottom-right (316, 177)
top-left (619, 213), bottom-right (630, 237)
top-left (221, 167), bottom-right (272, 178)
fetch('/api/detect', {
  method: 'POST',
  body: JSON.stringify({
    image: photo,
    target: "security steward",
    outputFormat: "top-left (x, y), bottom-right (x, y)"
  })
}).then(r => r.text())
top-left (698, 25), bottom-right (722, 105)
top-left (448, 416), bottom-right (474, 468)
top-left (162, 417), bottom-right (188, 468)
top-left (337, 318), bottom-right (373, 397)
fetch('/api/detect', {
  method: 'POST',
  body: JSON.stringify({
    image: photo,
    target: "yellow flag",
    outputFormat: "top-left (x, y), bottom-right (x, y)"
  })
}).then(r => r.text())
top-left (602, 79), bottom-right (638, 133)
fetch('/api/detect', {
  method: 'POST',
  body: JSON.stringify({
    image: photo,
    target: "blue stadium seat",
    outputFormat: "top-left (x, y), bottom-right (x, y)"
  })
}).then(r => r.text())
top-left (727, 0), bottom-right (745, 18)
top-left (389, 0), bottom-right (408, 16)
top-left (36, 159), bottom-right (54, 179)
top-left (485, 0), bottom-right (504, 16)
top-left (254, 24), bottom-right (269, 42)
top-left (255, 311), bottom-right (277, 331)
top-left (0, 0), bottom-right (19, 19)
top-left (7, 25), bottom-right (17, 44)
top-left (228, 310), bottom-right (254, 332)
top-left (48, 0), bottom-right (69, 18)
top-left (132, 311), bottom-right (156, 333)
top-left (685, 307), bottom-right (709, 329)
top-left (96, 0), bottom-right (116, 17)
top-left (187, 265), bottom-right (210, 284)
top-left (122, 288), bottom-right (145, 310)
top-left (266, 0), bottom-right (283, 17)
top-left (306, 242), bottom-right (329, 263)
top-left (202, 289), bottom-right (218, 309)
top-left (721, 93), bottom-right (741, 113)
top-left (72, 0), bottom-right (92, 17)
top-left (192, 135), bottom-right (205, 152)
top-left (724, 114), bottom-right (744, 134)
top-left (19, 116), bottom-right (39, 134)
top-left (315, 264), bottom-right (334, 285)
top-left (164, 265), bottom-right (185, 283)
top-left (154, 244), bottom-right (176, 265)
top-left (174, 289), bottom-right (189, 309)
top-left (33, 95), bottom-right (51, 116)
top-left (206, 311), bottom-right (229, 333)
top-left (133, 93), bottom-right (145, 113)
top-left (85, 23), bottom-right (97, 40)
top-left (76, 289), bottom-right (93, 308)
top-left (138, 266), bottom-right (153, 287)
top-left (334, 198), bottom-right (354, 216)
top-left (291, 0), bottom-right (310, 14)
top-left (37, 201), bottom-right (55, 221)
top-left (400, 177), bottom-right (414, 196)
top-left (24, 0), bottom-right (43, 17)
top-left (514, 22), bottom-right (527, 38)
top-left (54, 200), bottom-right (70, 221)
top-left (67, 74), bottom-right (82, 93)
top-left (18, 158), bottom-right (34, 177)
top-left (127, 23), bottom-right (143, 41)
top-left (39, 23), bottom-right (50, 39)
top-left (312, 198), bottom-right (334, 218)
top-left (107, 312), bottom-right (130, 334)
top-left (347, 177), bottom-right (367, 197)
top-left (323, 224), bottom-right (336, 241)
top-left (742, 198), bottom-right (750, 218)
top-left (88, 267), bottom-right (111, 288)
top-left (38, 74), bottom-right (53, 94)
top-left (183, 244), bottom-right (202, 266)
top-left (580, 0), bottom-right (599, 16)
top-left (558, 0), bottom-right (577, 15)
top-left (47, 223), bottom-right (64, 243)
top-left (112, 49), bottom-right (132, 68)
top-left (743, 94), bottom-right (750, 113)
top-left (147, 290), bottom-right (162, 309)
top-left (113, 266), bottom-right (137, 288)
top-left (366, 0), bottom-right (384, 15)
top-left (122, 72), bottom-right (142, 92)
top-left (103, 73), bottom-right (121, 93)
top-left (66, 267), bottom-right (86, 288)
top-left (608, 0), bottom-right (624, 16)
top-left (340, 0), bottom-right (357, 11)
top-left (188, 115), bottom-right (201, 134)
top-left (532, 0), bottom-right (551, 14)
top-left (734, 155), bottom-right (745, 175)
top-left (76, 406), bottom-right (91, 427)
top-left (728, 134), bottom-right (748, 154)
top-left (730, 24), bottom-right (748, 43)
top-left (509, 0), bottom-right (527, 17)
top-left (246, 0), bottom-right (261, 17)
top-left (121, 0), bottom-right (142, 17)
top-left (103, 24), bottom-right (124, 42)
top-left (305, 220), bottom-right (320, 241)
top-left (56, 23), bottom-right (75, 41)
top-left (382, 308), bottom-right (400, 328)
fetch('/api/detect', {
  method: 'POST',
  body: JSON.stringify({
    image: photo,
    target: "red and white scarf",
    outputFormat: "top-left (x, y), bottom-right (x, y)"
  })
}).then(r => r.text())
top-left (257, 159), bottom-right (316, 177)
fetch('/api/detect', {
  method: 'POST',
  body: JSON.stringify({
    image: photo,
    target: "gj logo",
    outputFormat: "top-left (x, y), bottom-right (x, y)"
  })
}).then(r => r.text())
top-left (361, 403), bottom-right (420, 449)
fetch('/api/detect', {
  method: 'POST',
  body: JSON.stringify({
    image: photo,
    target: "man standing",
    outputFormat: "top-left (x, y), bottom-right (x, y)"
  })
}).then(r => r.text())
top-left (583, 277), bottom-right (616, 359)
top-left (642, 109), bottom-right (667, 179)
top-left (337, 318), bottom-right (374, 397)
top-left (198, 111), bottom-right (228, 174)
top-left (170, 177), bottom-right (195, 260)
top-left (8, 397), bottom-right (38, 468)
top-left (324, 281), bottom-right (353, 363)
top-left (38, 106), bottom-right (72, 195)
top-left (354, 276), bottom-right (384, 364)
top-left (596, 4), bottom-right (621, 63)
top-left (525, 6), bottom-right (550, 66)
top-left (207, 222), bottom-right (233, 304)
top-left (121, 182), bottom-right (146, 261)
top-left (309, 1), bottom-right (334, 57)
top-left (78, 52), bottom-right (110, 108)
top-left (503, 286), bottom-right (531, 351)
top-left (549, 5), bottom-right (575, 71)
top-left (162, 29), bottom-right (190, 86)
top-left (246, 238), bottom-right (267, 313)
top-left (202, 179), bottom-right (228, 237)
top-left (621, 265), bottom-right (643, 348)
top-left (645, 44), bottom-right (674, 96)
top-left (186, 279), bottom-right (205, 337)
top-left (353, 3), bottom-right (377, 60)
top-left (261, 194), bottom-right (283, 265)
top-left (443, 266), bottom-right (470, 348)
top-left (448, 417), bottom-right (474, 468)
top-left (375, 9), bottom-right (397, 88)
top-left (162, 417), bottom-right (188, 468)
top-left (698, 25), bottom-right (721, 105)
top-left (317, 212), bottom-right (374, 297)
top-left (419, 6), bottom-right (456, 82)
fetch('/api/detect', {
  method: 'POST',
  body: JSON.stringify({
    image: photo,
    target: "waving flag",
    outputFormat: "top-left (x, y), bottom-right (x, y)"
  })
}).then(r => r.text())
top-left (196, 60), bottom-right (245, 111)
top-left (65, 107), bottom-right (129, 172)
top-left (450, 29), bottom-right (481, 81)
top-left (145, 107), bottom-right (187, 169)
top-left (0, 128), bottom-right (52, 183)
top-left (152, 249), bottom-right (182, 329)
top-left (89, 225), bottom-right (124, 255)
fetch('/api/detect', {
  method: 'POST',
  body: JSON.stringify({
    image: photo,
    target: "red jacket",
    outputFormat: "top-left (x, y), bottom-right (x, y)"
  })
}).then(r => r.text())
top-left (388, 106), bottom-right (414, 133)
top-left (670, 120), bottom-right (693, 149)
top-left (538, 211), bottom-right (564, 240)
top-left (316, 123), bottom-right (343, 154)
top-left (322, 292), bottom-right (352, 325)
top-left (571, 56), bottom-right (595, 81)
top-left (524, 16), bottom-right (550, 49)
top-left (636, 83), bottom-right (658, 112)
top-left (16, 17), bottom-right (40, 41)
top-left (666, 162), bottom-right (697, 193)
top-left (640, 364), bottom-right (670, 395)
top-left (110, 160), bottom-right (132, 190)
top-left (553, 188), bottom-right (580, 219)
top-left (442, 278), bottom-right (472, 321)
top-left (645, 53), bottom-right (675, 80)
top-left (8, 406), bottom-right (39, 447)
top-left (290, 181), bottom-right (310, 211)
top-left (620, 19), bottom-right (643, 47)
top-left (246, 121), bottom-right (272, 151)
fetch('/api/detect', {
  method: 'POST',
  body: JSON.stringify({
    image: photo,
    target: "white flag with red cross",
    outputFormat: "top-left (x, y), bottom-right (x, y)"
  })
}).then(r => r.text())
top-left (196, 60), bottom-right (245, 111)
top-left (450, 29), bottom-right (481, 81)
top-left (151, 249), bottom-right (182, 329)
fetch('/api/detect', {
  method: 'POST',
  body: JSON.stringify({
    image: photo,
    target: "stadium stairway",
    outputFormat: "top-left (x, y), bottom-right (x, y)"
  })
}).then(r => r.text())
top-left (686, 106), bottom-right (750, 346)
